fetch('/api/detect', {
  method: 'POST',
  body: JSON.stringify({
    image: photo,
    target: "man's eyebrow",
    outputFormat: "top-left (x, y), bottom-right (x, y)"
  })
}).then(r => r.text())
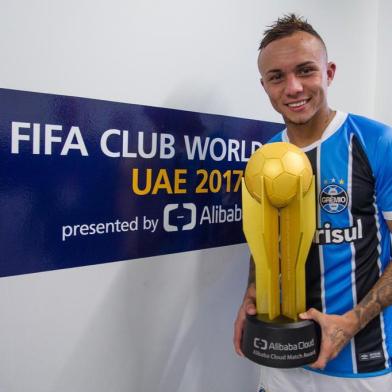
top-left (266, 68), bottom-right (282, 75)
top-left (266, 61), bottom-right (317, 75)
top-left (296, 61), bottom-right (317, 68)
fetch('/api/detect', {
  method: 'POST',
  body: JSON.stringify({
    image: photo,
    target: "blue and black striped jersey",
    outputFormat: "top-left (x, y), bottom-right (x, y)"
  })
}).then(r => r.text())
top-left (270, 111), bottom-right (392, 377)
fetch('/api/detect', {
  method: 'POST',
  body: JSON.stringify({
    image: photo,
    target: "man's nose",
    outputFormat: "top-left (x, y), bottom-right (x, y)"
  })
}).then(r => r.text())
top-left (284, 74), bottom-right (303, 96)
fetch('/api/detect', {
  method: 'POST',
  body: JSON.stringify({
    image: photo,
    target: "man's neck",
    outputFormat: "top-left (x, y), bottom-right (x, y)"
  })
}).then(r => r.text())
top-left (286, 109), bottom-right (336, 148)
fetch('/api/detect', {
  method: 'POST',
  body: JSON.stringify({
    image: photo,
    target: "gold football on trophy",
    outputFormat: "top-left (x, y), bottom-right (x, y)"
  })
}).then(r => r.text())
top-left (245, 142), bottom-right (313, 208)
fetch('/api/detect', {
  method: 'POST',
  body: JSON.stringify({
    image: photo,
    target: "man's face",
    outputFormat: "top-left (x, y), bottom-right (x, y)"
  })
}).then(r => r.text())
top-left (258, 31), bottom-right (335, 126)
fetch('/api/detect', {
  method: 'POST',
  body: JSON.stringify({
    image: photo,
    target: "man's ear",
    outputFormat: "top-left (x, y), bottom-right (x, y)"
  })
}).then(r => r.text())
top-left (327, 62), bottom-right (336, 86)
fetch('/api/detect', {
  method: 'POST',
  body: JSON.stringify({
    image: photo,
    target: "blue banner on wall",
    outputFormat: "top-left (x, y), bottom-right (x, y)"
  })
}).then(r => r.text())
top-left (0, 88), bottom-right (284, 277)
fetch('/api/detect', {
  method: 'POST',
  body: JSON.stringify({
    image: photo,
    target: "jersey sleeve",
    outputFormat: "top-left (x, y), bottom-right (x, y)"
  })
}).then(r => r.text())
top-left (266, 132), bottom-right (284, 144)
top-left (374, 128), bottom-right (392, 220)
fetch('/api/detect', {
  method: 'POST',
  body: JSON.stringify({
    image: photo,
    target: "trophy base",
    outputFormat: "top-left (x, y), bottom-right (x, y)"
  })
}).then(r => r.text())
top-left (241, 314), bottom-right (320, 368)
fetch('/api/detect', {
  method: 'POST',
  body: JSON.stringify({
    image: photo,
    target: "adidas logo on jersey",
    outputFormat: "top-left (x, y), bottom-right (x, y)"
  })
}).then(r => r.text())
top-left (314, 219), bottom-right (363, 244)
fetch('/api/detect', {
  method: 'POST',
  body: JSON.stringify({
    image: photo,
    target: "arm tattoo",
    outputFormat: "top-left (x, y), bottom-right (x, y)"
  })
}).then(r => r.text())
top-left (353, 261), bottom-right (392, 330)
top-left (247, 256), bottom-right (256, 287)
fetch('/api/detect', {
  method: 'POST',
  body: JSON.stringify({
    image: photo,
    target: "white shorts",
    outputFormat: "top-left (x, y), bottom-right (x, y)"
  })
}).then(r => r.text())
top-left (258, 366), bottom-right (392, 392)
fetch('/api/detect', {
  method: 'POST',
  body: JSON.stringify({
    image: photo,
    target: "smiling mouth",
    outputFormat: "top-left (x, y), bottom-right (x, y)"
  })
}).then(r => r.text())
top-left (286, 99), bottom-right (310, 108)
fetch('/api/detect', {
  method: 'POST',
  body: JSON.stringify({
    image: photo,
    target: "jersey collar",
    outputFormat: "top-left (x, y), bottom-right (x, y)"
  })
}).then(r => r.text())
top-left (282, 111), bottom-right (348, 152)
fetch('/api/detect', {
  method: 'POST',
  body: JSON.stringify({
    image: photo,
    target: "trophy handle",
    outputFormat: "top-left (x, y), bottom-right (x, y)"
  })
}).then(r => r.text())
top-left (242, 178), bottom-right (279, 320)
top-left (280, 176), bottom-right (316, 320)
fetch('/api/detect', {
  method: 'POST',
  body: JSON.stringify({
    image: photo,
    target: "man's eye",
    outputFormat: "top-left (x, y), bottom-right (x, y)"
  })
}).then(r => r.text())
top-left (298, 67), bottom-right (314, 76)
top-left (269, 74), bottom-right (282, 82)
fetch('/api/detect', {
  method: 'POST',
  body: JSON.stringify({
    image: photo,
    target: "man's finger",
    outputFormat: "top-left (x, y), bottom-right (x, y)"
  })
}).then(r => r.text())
top-left (299, 307), bottom-right (322, 323)
top-left (245, 302), bottom-right (257, 315)
top-left (233, 319), bottom-right (245, 356)
top-left (308, 355), bottom-right (328, 370)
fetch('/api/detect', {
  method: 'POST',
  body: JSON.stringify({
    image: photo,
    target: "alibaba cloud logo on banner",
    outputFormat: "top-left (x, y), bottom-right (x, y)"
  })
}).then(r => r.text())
top-left (163, 203), bottom-right (197, 232)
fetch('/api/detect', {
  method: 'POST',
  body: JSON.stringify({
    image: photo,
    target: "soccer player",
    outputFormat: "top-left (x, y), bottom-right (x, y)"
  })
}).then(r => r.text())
top-left (233, 14), bottom-right (392, 391)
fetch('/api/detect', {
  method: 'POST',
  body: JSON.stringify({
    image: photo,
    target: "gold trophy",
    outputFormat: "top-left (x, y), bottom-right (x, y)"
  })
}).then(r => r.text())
top-left (241, 142), bottom-right (320, 368)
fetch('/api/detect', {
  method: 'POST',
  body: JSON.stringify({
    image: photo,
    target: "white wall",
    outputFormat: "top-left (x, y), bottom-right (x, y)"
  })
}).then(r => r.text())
top-left (375, 0), bottom-right (392, 125)
top-left (0, 1), bottom-right (386, 391)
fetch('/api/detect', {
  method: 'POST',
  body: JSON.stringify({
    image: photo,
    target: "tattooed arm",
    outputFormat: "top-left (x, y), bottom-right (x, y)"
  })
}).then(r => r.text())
top-left (300, 220), bottom-right (392, 369)
top-left (233, 256), bottom-right (257, 356)
top-left (351, 262), bottom-right (392, 330)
